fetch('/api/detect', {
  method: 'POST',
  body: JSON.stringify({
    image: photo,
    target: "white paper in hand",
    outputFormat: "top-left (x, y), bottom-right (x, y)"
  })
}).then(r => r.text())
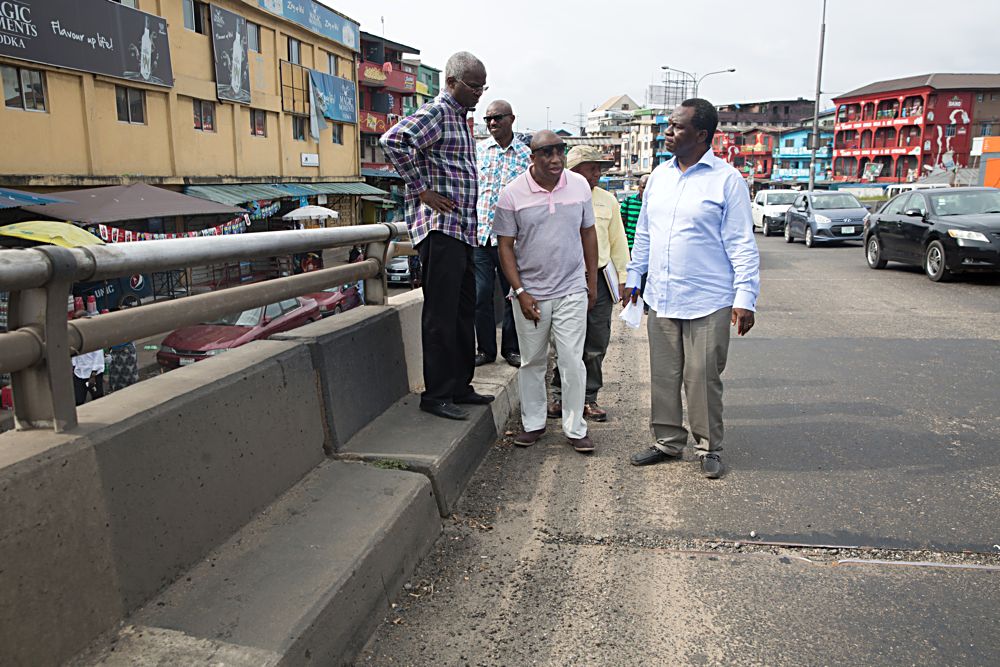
top-left (619, 298), bottom-right (644, 329)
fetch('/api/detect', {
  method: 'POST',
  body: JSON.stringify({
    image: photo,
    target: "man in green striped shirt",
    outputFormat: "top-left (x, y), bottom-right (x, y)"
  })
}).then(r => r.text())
top-left (619, 174), bottom-right (648, 249)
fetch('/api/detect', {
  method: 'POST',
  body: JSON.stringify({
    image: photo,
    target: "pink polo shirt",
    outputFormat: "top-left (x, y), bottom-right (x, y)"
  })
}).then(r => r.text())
top-left (493, 168), bottom-right (595, 300)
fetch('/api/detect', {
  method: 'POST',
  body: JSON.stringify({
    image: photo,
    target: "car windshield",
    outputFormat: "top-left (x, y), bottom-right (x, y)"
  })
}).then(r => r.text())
top-left (812, 193), bottom-right (862, 210)
top-left (766, 193), bottom-right (797, 205)
top-left (928, 190), bottom-right (1000, 216)
top-left (207, 306), bottom-right (263, 327)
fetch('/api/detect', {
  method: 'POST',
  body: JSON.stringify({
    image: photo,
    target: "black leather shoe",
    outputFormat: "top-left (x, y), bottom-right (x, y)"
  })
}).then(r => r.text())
top-left (630, 446), bottom-right (681, 466)
top-left (419, 400), bottom-right (468, 420)
top-left (474, 353), bottom-right (494, 367)
top-left (454, 391), bottom-right (495, 405)
top-left (701, 453), bottom-right (723, 479)
top-left (502, 352), bottom-right (521, 368)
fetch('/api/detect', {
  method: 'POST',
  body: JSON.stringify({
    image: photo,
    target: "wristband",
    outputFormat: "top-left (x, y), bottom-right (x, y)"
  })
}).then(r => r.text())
top-left (513, 287), bottom-right (525, 297)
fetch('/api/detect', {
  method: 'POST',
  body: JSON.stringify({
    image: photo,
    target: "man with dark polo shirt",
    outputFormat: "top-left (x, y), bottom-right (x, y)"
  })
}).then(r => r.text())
top-left (495, 131), bottom-right (599, 453)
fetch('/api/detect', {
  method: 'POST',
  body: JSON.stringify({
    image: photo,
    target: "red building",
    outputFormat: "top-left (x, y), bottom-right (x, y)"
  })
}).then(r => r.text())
top-left (712, 128), bottom-right (778, 180)
top-left (358, 32), bottom-right (419, 170)
top-left (832, 73), bottom-right (1000, 183)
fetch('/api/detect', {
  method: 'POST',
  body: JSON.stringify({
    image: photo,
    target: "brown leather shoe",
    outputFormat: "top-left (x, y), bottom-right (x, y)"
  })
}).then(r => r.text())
top-left (547, 401), bottom-right (561, 419)
top-left (568, 435), bottom-right (594, 453)
top-left (583, 402), bottom-right (607, 422)
top-left (513, 428), bottom-right (545, 447)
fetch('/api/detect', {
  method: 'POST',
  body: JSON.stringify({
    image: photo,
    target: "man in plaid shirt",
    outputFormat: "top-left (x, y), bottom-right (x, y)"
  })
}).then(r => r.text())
top-left (474, 99), bottom-right (531, 369)
top-left (381, 51), bottom-right (494, 421)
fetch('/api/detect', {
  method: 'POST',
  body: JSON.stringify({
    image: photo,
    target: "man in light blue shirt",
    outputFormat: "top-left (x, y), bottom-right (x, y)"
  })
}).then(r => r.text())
top-left (625, 98), bottom-right (760, 478)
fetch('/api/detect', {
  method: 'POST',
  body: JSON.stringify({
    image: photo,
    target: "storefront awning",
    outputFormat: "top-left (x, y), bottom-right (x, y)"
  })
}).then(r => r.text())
top-left (0, 188), bottom-right (71, 210)
top-left (185, 181), bottom-right (389, 207)
top-left (361, 168), bottom-right (403, 180)
top-left (20, 184), bottom-right (244, 223)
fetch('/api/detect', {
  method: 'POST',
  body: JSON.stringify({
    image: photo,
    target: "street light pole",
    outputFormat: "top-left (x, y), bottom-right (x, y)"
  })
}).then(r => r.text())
top-left (808, 0), bottom-right (828, 193)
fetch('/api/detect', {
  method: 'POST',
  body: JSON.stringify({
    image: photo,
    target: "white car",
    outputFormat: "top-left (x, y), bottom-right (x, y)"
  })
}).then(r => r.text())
top-left (752, 189), bottom-right (799, 236)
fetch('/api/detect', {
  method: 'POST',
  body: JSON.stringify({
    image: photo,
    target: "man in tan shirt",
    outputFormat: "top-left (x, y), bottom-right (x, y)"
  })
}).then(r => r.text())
top-left (550, 145), bottom-right (630, 421)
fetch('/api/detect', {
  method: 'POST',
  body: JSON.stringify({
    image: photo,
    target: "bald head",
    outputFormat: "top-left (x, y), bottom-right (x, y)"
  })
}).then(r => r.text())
top-left (486, 100), bottom-right (512, 116)
top-left (530, 130), bottom-right (561, 151)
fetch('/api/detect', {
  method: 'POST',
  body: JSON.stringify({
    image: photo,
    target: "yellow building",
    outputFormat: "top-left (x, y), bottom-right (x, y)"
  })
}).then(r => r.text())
top-left (0, 0), bottom-right (382, 223)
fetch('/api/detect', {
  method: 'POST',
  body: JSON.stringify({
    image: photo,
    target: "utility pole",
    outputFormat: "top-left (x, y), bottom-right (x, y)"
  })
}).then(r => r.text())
top-left (807, 0), bottom-right (828, 193)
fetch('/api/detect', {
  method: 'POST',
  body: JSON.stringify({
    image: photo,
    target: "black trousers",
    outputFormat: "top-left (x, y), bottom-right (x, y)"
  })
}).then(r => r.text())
top-left (73, 373), bottom-right (104, 406)
top-left (417, 231), bottom-right (476, 403)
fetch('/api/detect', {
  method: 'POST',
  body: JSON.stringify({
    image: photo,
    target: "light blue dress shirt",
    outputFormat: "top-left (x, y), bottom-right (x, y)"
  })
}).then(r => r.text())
top-left (626, 150), bottom-right (760, 319)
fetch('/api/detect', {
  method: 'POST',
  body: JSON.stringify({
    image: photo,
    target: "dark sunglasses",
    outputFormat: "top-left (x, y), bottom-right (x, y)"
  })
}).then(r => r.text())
top-left (484, 114), bottom-right (511, 124)
top-left (532, 143), bottom-right (566, 158)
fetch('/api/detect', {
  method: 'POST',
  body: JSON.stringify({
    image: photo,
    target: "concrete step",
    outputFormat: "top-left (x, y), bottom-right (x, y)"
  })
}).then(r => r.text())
top-left (75, 461), bottom-right (441, 667)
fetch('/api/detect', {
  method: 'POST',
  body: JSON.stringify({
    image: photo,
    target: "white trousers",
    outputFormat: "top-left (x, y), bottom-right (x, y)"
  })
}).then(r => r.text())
top-left (513, 290), bottom-right (588, 439)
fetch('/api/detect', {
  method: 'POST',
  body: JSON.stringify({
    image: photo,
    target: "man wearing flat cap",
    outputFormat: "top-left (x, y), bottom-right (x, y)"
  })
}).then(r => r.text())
top-left (549, 145), bottom-right (630, 423)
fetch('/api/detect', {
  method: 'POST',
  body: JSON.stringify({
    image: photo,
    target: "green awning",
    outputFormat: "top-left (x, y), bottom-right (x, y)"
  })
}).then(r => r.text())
top-left (184, 181), bottom-right (388, 207)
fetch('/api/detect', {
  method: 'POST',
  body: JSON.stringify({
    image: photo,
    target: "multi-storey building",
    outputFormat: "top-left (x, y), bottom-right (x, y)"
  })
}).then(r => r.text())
top-left (403, 59), bottom-right (440, 109)
top-left (716, 98), bottom-right (815, 128)
top-left (771, 110), bottom-right (835, 184)
top-left (356, 31), bottom-right (418, 171)
top-left (620, 109), bottom-right (659, 175)
top-left (0, 0), bottom-right (377, 222)
top-left (831, 73), bottom-right (1000, 183)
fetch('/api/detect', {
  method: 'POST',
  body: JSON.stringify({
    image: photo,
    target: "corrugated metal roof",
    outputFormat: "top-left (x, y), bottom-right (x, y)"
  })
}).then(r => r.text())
top-left (184, 182), bottom-right (388, 206)
top-left (838, 73), bottom-right (1000, 100)
top-left (361, 167), bottom-right (403, 179)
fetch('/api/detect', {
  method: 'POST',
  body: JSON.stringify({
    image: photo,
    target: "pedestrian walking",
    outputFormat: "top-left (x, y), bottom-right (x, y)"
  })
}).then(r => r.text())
top-left (495, 131), bottom-right (598, 453)
top-left (474, 99), bottom-right (531, 369)
top-left (548, 145), bottom-right (629, 423)
top-left (106, 341), bottom-right (139, 392)
top-left (71, 311), bottom-right (105, 406)
top-left (381, 51), bottom-right (494, 421)
top-left (625, 99), bottom-right (760, 478)
top-left (620, 174), bottom-right (648, 250)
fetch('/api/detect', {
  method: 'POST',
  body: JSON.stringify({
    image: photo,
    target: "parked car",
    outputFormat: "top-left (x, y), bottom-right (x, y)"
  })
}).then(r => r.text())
top-left (784, 191), bottom-right (868, 247)
top-left (751, 189), bottom-right (798, 236)
top-left (864, 186), bottom-right (1000, 282)
top-left (156, 297), bottom-right (319, 369)
top-left (305, 285), bottom-right (363, 317)
top-left (385, 254), bottom-right (421, 288)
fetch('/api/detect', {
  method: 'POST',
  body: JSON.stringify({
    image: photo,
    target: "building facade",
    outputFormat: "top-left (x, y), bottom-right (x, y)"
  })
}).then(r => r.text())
top-left (831, 73), bottom-right (1000, 183)
top-left (0, 0), bottom-right (364, 195)
top-left (716, 98), bottom-right (815, 128)
top-left (771, 118), bottom-right (834, 184)
top-left (620, 109), bottom-right (658, 175)
top-left (357, 31), bottom-right (419, 171)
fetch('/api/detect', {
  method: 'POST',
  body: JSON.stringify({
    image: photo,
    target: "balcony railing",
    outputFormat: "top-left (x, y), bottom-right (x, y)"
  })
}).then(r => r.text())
top-left (359, 61), bottom-right (417, 93)
top-left (0, 223), bottom-right (410, 432)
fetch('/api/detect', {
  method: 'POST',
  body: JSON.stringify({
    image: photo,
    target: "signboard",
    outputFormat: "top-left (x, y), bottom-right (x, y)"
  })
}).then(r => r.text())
top-left (211, 6), bottom-right (250, 104)
top-left (257, 0), bottom-right (359, 52)
top-left (308, 69), bottom-right (356, 123)
top-left (360, 110), bottom-right (387, 134)
top-left (301, 152), bottom-right (319, 167)
top-left (862, 162), bottom-right (884, 180)
top-left (0, 0), bottom-right (173, 86)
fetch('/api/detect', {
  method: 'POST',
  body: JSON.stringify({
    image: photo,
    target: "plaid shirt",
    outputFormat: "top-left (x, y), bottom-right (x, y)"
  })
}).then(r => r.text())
top-left (620, 193), bottom-right (643, 249)
top-left (475, 135), bottom-right (531, 246)
top-left (380, 92), bottom-right (478, 246)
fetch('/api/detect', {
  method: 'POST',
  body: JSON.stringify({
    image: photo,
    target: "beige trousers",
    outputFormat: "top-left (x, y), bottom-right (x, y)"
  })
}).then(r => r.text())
top-left (647, 306), bottom-right (731, 456)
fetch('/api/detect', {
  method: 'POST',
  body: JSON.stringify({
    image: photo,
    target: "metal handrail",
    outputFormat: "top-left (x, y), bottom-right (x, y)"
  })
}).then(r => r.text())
top-left (0, 221), bottom-right (410, 432)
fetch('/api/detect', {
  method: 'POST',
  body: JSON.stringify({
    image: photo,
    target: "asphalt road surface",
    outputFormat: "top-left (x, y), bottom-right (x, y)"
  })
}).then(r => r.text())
top-left (357, 237), bottom-right (1000, 666)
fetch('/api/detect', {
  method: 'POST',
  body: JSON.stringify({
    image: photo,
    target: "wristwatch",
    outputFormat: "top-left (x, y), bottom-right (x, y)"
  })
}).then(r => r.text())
top-left (513, 287), bottom-right (525, 297)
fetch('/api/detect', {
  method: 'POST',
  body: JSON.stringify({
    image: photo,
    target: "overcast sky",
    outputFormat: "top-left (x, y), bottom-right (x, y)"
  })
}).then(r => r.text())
top-left (324, 0), bottom-right (1000, 132)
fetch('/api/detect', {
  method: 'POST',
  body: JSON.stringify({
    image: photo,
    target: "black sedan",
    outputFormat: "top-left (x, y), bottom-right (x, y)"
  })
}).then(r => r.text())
top-left (863, 187), bottom-right (1000, 282)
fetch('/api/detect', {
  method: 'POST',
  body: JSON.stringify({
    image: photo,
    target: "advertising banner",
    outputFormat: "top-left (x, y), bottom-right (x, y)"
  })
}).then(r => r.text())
top-left (210, 6), bottom-right (250, 104)
top-left (309, 69), bottom-right (356, 123)
top-left (0, 0), bottom-right (173, 86)
top-left (257, 0), bottom-right (359, 52)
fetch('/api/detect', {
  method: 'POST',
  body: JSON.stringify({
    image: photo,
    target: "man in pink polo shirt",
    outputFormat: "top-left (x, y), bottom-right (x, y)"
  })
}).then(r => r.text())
top-left (495, 130), bottom-right (599, 453)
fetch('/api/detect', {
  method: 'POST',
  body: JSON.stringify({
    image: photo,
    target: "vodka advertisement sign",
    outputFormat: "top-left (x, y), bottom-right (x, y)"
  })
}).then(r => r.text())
top-left (0, 0), bottom-right (173, 86)
top-left (211, 6), bottom-right (250, 104)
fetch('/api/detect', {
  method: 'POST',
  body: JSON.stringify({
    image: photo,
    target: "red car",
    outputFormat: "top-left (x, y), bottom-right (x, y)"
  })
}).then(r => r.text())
top-left (304, 284), bottom-right (363, 317)
top-left (157, 297), bottom-right (319, 370)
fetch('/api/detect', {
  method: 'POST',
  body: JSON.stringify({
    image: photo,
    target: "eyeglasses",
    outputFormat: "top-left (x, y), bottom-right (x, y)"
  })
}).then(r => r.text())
top-left (458, 78), bottom-right (488, 94)
top-left (531, 143), bottom-right (566, 158)
top-left (484, 114), bottom-right (511, 124)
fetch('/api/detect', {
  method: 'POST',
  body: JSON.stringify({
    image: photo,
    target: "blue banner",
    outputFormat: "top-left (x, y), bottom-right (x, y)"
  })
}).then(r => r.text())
top-left (257, 0), bottom-right (359, 52)
top-left (308, 70), bottom-right (357, 123)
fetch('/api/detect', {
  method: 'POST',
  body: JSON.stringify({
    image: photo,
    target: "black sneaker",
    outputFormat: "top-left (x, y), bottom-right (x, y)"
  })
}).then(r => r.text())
top-left (701, 453), bottom-right (723, 478)
top-left (630, 446), bottom-right (681, 467)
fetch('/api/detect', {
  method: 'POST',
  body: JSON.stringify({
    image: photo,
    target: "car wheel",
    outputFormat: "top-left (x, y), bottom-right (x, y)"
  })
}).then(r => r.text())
top-left (762, 223), bottom-right (771, 237)
top-left (784, 222), bottom-right (794, 243)
top-left (924, 240), bottom-right (953, 282)
top-left (866, 235), bottom-right (888, 269)
top-left (333, 305), bottom-right (344, 315)
top-left (804, 226), bottom-right (815, 248)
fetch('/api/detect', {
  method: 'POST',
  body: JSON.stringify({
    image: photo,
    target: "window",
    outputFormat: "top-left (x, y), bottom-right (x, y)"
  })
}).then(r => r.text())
top-left (280, 61), bottom-right (310, 115)
top-left (111, 0), bottom-right (138, 7)
top-left (982, 123), bottom-right (993, 137)
top-left (331, 122), bottom-right (343, 145)
top-left (292, 115), bottom-right (307, 141)
top-left (247, 22), bottom-right (261, 53)
top-left (264, 302), bottom-right (283, 320)
top-left (288, 37), bottom-right (301, 64)
top-left (328, 53), bottom-right (339, 76)
top-left (115, 86), bottom-right (145, 124)
top-left (2, 66), bottom-right (46, 111)
top-left (945, 124), bottom-right (956, 137)
top-left (784, 105), bottom-right (790, 114)
top-left (182, 0), bottom-right (209, 34)
top-left (784, 138), bottom-right (794, 147)
top-left (193, 99), bottom-right (215, 131)
top-left (250, 109), bottom-right (266, 136)
top-left (977, 93), bottom-right (984, 103)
